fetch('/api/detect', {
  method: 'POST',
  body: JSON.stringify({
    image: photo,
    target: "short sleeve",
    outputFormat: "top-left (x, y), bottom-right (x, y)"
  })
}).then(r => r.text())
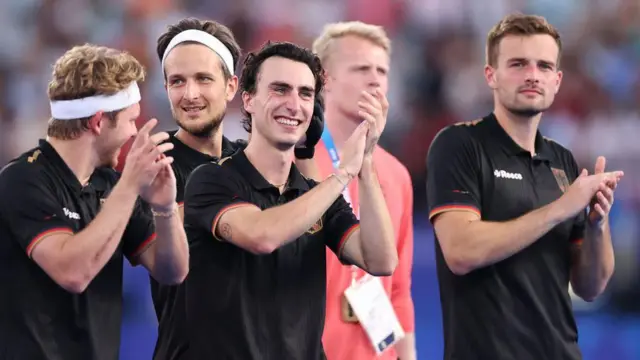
top-left (183, 163), bottom-right (254, 241)
top-left (172, 162), bottom-right (187, 205)
top-left (565, 152), bottom-right (586, 244)
top-left (122, 197), bottom-right (156, 264)
top-left (322, 193), bottom-right (360, 259)
top-left (426, 125), bottom-right (482, 221)
top-left (0, 165), bottom-right (75, 257)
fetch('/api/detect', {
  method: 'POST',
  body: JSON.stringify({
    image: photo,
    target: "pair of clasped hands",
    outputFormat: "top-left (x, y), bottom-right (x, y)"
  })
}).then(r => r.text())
top-left (335, 89), bottom-right (389, 179)
top-left (560, 156), bottom-right (623, 227)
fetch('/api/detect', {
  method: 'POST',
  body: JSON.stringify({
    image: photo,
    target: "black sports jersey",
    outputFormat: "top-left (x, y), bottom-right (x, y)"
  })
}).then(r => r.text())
top-left (151, 131), bottom-right (240, 360)
top-left (182, 150), bottom-right (359, 359)
top-left (426, 113), bottom-right (586, 360)
top-left (0, 140), bottom-right (154, 360)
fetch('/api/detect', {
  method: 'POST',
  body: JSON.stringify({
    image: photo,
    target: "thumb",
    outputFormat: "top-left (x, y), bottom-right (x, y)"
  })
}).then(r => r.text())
top-left (579, 168), bottom-right (588, 177)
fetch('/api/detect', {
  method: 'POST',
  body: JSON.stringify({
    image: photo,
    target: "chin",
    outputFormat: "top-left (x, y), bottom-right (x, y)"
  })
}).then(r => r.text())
top-left (177, 113), bottom-right (223, 138)
top-left (507, 106), bottom-right (549, 118)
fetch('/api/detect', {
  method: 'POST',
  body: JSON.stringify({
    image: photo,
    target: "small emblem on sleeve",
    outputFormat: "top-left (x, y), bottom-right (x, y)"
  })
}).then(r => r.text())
top-left (27, 150), bottom-right (41, 163)
top-left (307, 218), bottom-right (323, 234)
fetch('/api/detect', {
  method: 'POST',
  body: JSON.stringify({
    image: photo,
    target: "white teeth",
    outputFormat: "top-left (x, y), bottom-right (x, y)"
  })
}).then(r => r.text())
top-left (276, 117), bottom-right (299, 126)
top-left (184, 106), bottom-right (204, 112)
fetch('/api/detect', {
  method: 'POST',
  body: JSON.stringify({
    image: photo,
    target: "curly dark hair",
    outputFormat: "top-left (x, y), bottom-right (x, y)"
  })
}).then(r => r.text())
top-left (239, 41), bottom-right (324, 133)
top-left (156, 17), bottom-right (242, 80)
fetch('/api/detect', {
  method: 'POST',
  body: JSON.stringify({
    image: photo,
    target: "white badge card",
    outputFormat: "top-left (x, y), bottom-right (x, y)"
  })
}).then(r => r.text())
top-left (344, 274), bottom-right (405, 355)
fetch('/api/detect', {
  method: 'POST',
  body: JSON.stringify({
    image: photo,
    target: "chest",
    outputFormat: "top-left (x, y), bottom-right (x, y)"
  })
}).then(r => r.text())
top-left (478, 151), bottom-right (574, 247)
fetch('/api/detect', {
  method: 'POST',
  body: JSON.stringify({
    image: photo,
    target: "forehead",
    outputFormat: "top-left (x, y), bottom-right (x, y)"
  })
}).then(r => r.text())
top-left (331, 35), bottom-right (389, 67)
top-left (257, 57), bottom-right (315, 89)
top-left (497, 34), bottom-right (559, 64)
top-left (163, 43), bottom-right (223, 77)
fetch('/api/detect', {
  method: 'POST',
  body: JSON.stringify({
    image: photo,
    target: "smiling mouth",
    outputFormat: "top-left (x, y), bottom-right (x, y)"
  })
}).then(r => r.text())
top-left (275, 116), bottom-right (301, 127)
top-left (182, 105), bottom-right (205, 114)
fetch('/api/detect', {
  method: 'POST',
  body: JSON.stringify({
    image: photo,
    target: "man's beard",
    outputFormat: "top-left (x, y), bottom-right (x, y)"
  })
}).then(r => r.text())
top-left (176, 110), bottom-right (225, 138)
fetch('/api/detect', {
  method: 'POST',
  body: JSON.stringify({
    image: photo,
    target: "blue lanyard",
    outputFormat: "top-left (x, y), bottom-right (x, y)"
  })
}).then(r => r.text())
top-left (321, 128), bottom-right (358, 217)
top-left (321, 128), bottom-right (341, 168)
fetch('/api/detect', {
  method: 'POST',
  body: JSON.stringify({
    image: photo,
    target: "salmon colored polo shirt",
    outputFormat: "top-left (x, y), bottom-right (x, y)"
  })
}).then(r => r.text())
top-left (315, 141), bottom-right (416, 360)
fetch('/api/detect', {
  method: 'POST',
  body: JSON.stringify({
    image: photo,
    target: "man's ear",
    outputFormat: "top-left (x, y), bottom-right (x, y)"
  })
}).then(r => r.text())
top-left (88, 111), bottom-right (104, 135)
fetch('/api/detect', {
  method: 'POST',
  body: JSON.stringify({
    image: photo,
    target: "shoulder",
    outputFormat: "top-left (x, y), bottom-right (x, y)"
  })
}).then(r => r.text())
top-left (0, 147), bottom-right (49, 187)
top-left (223, 137), bottom-right (246, 157)
top-left (543, 137), bottom-right (576, 163)
top-left (188, 156), bottom-right (243, 188)
top-left (430, 119), bottom-right (484, 150)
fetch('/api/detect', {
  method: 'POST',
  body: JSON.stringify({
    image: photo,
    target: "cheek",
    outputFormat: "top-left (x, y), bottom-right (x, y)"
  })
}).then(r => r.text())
top-left (168, 88), bottom-right (183, 107)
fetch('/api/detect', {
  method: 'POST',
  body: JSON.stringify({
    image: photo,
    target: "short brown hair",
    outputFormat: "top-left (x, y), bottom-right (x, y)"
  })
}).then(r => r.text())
top-left (156, 18), bottom-right (242, 80)
top-left (239, 42), bottom-right (324, 133)
top-left (486, 13), bottom-right (562, 68)
top-left (47, 44), bottom-right (145, 140)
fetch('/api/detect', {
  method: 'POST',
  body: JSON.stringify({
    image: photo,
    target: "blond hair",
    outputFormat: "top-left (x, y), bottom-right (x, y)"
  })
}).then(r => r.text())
top-left (47, 44), bottom-right (146, 140)
top-left (486, 13), bottom-right (562, 67)
top-left (312, 21), bottom-right (391, 65)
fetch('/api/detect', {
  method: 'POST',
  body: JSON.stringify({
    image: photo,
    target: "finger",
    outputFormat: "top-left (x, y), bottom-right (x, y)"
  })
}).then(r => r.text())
top-left (375, 88), bottom-right (389, 111)
top-left (603, 171), bottom-right (624, 182)
top-left (601, 186), bottom-right (614, 203)
top-left (149, 132), bottom-right (170, 146)
top-left (579, 168), bottom-right (588, 177)
top-left (596, 192), bottom-right (611, 213)
top-left (592, 203), bottom-right (606, 218)
top-left (154, 142), bottom-right (174, 155)
top-left (357, 100), bottom-right (380, 118)
top-left (357, 111), bottom-right (378, 133)
top-left (137, 118), bottom-right (158, 138)
top-left (131, 118), bottom-right (158, 149)
top-left (594, 156), bottom-right (606, 174)
top-left (360, 91), bottom-right (382, 110)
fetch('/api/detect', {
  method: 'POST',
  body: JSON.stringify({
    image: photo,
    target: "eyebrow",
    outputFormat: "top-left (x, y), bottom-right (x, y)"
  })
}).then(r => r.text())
top-left (168, 71), bottom-right (216, 79)
top-left (508, 57), bottom-right (557, 67)
top-left (269, 81), bottom-right (314, 93)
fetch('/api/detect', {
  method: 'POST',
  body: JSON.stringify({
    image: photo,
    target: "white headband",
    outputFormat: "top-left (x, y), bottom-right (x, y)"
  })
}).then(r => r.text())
top-left (161, 29), bottom-right (235, 75)
top-left (49, 81), bottom-right (141, 120)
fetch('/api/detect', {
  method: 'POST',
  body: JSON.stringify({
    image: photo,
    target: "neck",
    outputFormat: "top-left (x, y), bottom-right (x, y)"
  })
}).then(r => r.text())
top-left (46, 136), bottom-right (97, 185)
top-left (494, 104), bottom-right (541, 154)
top-left (324, 103), bottom-right (361, 150)
top-left (244, 134), bottom-right (292, 188)
top-left (175, 127), bottom-right (223, 158)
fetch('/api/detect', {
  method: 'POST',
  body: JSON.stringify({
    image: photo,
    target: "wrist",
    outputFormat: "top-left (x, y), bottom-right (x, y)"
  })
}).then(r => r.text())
top-left (333, 168), bottom-right (352, 187)
top-left (587, 217), bottom-right (608, 232)
top-left (358, 158), bottom-right (376, 179)
top-left (152, 202), bottom-right (178, 217)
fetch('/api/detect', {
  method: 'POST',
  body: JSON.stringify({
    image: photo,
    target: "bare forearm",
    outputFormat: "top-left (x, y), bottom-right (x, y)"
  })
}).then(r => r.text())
top-left (61, 182), bottom-right (138, 280)
top-left (358, 162), bottom-right (397, 273)
top-left (244, 173), bottom-right (348, 252)
top-left (395, 333), bottom-right (416, 360)
top-left (149, 206), bottom-right (189, 284)
top-left (571, 221), bottom-right (615, 301)
top-left (445, 202), bottom-right (566, 275)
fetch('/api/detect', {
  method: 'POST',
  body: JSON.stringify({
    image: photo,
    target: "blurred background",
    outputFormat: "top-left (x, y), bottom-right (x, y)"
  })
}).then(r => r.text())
top-left (1, 0), bottom-right (639, 358)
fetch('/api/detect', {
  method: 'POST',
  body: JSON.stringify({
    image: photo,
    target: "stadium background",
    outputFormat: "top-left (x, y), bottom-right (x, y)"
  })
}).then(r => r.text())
top-left (1, 0), bottom-right (639, 358)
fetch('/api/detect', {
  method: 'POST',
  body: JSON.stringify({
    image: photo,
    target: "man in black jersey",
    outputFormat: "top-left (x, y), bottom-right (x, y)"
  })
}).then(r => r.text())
top-left (151, 18), bottom-right (326, 360)
top-left (0, 44), bottom-right (189, 360)
top-left (426, 14), bottom-right (624, 360)
top-left (181, 41), bottom-right (397, 360)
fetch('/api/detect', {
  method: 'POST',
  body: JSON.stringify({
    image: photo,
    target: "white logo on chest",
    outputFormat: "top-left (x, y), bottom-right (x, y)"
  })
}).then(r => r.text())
top-left (63, 207), bottom-right (81, 220)
top-left (494, 169), bottom-right (523, 180)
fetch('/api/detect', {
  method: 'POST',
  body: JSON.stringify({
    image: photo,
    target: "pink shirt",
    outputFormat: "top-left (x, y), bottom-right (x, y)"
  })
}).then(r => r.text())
top-left (316, 141), bottom-right (415, 360)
